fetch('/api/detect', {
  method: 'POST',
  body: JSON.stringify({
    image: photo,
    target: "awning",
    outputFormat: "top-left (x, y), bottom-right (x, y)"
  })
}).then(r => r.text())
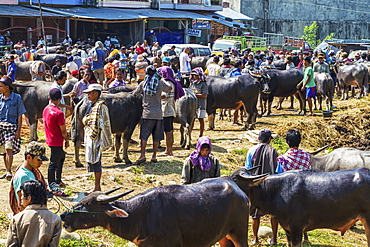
top-left (0, 4), bottom-right (64, 17)
top-left (24, 5), bottom-right (210, 22)
top-left (215, 8), bottom-right (254, 21)
top-left (25, 6), bottom-right (142, 22)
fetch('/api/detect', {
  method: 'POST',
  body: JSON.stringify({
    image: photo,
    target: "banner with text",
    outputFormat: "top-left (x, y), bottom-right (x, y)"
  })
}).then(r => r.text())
top-left (187, 29), bottom-right (202, 38)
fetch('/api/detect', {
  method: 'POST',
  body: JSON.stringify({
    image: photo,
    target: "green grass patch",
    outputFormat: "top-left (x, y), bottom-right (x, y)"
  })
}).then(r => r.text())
top-left (231, 148), bottom-right (249, 156)
top-left (271, 136), bottom-right (289, 155)
top-left (59, 236), bottom-right (100, 247)
top-left (131, 166), bottom-right (143, 175)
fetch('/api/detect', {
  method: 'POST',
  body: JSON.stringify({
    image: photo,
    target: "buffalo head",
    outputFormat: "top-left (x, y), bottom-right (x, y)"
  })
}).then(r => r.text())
top-left (255, 73), bottom-right (271, 94)
top-left (61, 188), bottom-right (133, 232)
top-left (230, 168), bottom-right (269, 193)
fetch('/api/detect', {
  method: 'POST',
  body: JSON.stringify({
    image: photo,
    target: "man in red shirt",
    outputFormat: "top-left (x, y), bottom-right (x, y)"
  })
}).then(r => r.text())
top-left (42, 88), bottom-right (69, 196)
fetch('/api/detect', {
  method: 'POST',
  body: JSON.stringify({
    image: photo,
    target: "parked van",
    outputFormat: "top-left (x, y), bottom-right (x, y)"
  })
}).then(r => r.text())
top-left (161, 44), bottom-right (211, 57)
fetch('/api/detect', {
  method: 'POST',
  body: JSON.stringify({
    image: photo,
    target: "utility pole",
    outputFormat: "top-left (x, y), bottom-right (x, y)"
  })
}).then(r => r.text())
top-left (38, 0), bottom-right (47, 53)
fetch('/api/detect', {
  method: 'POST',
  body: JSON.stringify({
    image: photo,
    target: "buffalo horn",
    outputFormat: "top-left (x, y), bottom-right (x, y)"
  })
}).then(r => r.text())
top-left (309, 144), bottom-right (329, 155)
top-left (246, 165), bottom-right (261, 172)
top-left (105, 187), bottom-right (123, 195)
top-left (97, 190), bottom-right (134, 203)
top-left (240, 171), bottom-right (269, 181)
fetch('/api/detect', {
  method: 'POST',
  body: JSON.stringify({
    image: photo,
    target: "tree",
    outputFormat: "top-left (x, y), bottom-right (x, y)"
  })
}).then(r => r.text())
top-left (302, 22), bottom-right (320, 49)
top-left (302, 22), bottom-right (335, 49)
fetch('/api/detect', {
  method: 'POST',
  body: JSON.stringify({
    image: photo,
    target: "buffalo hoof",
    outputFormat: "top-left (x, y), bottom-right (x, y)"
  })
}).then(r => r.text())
top-left (114, 157), bottom-right (123, 163)
top-left (266, 112), bottom-right (271, 116)
top-left (208, 127), bottom-right (214, 131)
top-left (125, 160), bottom-right (132, 165)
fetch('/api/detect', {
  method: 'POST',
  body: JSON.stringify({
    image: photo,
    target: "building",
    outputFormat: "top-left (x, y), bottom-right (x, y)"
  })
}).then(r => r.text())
top-left (240, 0), bottom-right (370, 40)
top-left (0, 0), bottom-right (253, 46)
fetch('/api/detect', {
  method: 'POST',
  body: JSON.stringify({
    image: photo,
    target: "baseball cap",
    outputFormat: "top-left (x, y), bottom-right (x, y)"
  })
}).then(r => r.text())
top-left (71, 70), bottom-right (78, 76)
top-left (25, 141), bottom-right (48, 161)
top-left (0, 77), bottom-right (13, 88)
top-left (49, 88), bottom-right (62, 100)
top-left (83, 84), bottom-right (103, 93)
top-left (259, 128), bottom-right (272, 139)
top-left (162, 57), bottom-right (171, 63)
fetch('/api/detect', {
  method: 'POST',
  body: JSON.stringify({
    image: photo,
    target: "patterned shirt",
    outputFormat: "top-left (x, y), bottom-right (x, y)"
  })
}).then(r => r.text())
top-left (276, 148), bottom-right (311, 172)
top-left (104, 63), bottom-right (115, 79)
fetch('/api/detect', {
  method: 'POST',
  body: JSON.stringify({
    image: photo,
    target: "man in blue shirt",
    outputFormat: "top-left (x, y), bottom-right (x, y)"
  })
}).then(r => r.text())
top-left (119, 46), bottom-right (128, 81)
top-left (0, 76), bottom-right (26, 181)
top-left (91, 41), bottom-right (106, 84)
top-left (6, 55), bottom-right (16, 82)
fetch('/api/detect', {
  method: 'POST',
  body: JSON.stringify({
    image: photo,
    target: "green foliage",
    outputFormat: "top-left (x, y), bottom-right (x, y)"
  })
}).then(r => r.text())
top-left (231, 148), bottom-right (249, 156)
top-left (324, 32), bottom-right (335, 41)
top-left (271, 136), bottom-right (289, 155)
top-left (302, 21), bottom-right (320, 49)
top-left (131, 166), bottom-right (143, 175)
top-left (59, 236), bottom-right (100, 247)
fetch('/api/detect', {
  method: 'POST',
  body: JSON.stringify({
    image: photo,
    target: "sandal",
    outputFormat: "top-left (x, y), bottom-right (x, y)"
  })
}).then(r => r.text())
top-left (134, 159), bottom-right (146, 165)
top-left (150, 159), bottom-right (158, 163)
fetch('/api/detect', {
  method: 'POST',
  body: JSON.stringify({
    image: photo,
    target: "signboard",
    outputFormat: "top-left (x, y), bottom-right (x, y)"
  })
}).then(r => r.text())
top-left (203, 0), bottom-right (211, 7)
top-left (192, 19), bottom-right (211, 29)
top-left (1, 0), bottom-right (18, 4)
top-left (187, 29), bottom-right (202, 38)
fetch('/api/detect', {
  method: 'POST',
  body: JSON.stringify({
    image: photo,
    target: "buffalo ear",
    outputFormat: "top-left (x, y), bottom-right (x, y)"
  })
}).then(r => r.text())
top-left (105, 207), bottom-right (129, 218)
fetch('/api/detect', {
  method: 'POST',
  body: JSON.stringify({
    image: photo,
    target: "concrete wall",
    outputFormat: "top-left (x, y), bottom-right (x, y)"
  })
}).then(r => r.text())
top-left (241, 0), bottom-right (370, 39)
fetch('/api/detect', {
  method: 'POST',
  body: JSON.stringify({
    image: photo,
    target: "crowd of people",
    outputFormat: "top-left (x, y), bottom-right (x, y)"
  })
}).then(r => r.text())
top-left (0, 35), bottom-right (365, 246)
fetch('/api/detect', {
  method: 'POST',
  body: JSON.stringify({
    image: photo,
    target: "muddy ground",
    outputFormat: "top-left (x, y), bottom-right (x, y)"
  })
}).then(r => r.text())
top-left (0, 95), bottom-right (369, 246)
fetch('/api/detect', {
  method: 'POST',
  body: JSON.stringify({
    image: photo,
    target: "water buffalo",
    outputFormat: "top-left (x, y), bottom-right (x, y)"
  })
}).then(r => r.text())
top-left (61, 178), bottom-right (250, 247)
top-left (207, 74), bottom-right (271, 130)
top-left (34, 54), bottom-right (67, 68)
top-left (260, 69), bottom-right (304, 115)
top-left (13, 80), bottom-right (75, 141)
top-left (71, 92), bottom-right (142, 165)
top-left (314, 72), bottom-right (334, 111)
top-left (336, 64), bottom-right (368, 99)
top-left (272, 60), bottom-right (286, 70)
top-left (311, 147), bottom-right (370, 172)
top-left (231, 167), bottom-right (370, 247)
top-left (174, 88), bottom-right (198, 149)
top-left (0, 61), bottom-right (34, 81)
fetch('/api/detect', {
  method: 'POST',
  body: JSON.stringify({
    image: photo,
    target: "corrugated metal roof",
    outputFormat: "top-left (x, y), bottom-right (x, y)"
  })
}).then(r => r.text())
top-left (39, 6), bottom-right (142, 21)
top-left (215, 8), bottom-right (254, 21)
top-left (0, 4), bottom-right (65, 17)
top-left (25, 5), bottom-right (211, 22)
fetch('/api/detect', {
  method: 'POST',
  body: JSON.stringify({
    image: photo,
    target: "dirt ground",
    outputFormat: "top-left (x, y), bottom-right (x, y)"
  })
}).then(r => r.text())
top-left (0, 94), bottom-right (369, 246)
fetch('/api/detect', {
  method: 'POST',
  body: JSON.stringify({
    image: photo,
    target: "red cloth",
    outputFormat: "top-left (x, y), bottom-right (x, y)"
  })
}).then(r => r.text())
top-left (42, 104), bottom-right (65, 147)
top-left (135, 47), bottom-right (145, 55)
top-left (277, 148), bottom-right (311, 172)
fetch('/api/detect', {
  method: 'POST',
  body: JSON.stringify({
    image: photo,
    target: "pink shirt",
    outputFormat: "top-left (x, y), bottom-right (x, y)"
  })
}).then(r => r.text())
top-left (42, 104), bottom-right (65, 147)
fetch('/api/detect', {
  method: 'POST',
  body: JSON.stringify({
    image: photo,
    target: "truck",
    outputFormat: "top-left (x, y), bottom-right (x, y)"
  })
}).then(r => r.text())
top-left (212, 33), bottom-right (311, 55)
top-left (212, 35), bottom-right (267, 55)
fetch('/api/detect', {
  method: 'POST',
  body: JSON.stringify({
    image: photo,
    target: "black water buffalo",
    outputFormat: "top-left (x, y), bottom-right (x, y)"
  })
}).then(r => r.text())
top-left (336, 64), bottom-right (368, 99)
top-left (260, 69), bottom-right (304, 115)
top-left (207, 74), bottom-right (271, 130)
top-left (34, 54), bottom-right (67, 68)
top-left (0, 61), bottom-right (33, 81)
top-left (272, 60), bottom-right (286, 70)
top-left (311, 147), bottom-right (370, 172)
top-left (71, 92), bottom-right (142, 165)
top-left (174, 88), bottom-right (198, 149)
top-left (314, 72), bottom-right (334, 111)
top-left (231, 168), bottom-right (370, 247)
top-left (13, 80), bottom-right (75, 141)
top-left (61, 178), bottom-right (250, 247)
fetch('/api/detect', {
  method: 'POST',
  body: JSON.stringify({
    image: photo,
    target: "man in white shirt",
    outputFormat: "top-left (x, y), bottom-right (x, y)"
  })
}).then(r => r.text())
top-left (179, 47), bottom-right (193, 87)
top-left (65, 56), bottom-right (78, 80)
top-left (205, 56), bottom-right (221, 76)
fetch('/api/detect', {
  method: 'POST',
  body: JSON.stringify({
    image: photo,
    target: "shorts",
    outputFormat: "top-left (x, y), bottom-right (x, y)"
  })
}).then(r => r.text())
top-left (140, 119), bottom-right (164, 142)
top-left (87, 161), bottom-right (102, 173)
top-left (306, 87), bottom-right (316, 98)
top-left (0, 140), bottom-right (13, 154)
top-left (163, 117), bottom-right (174, 132)
top-left (197, 109), bottom-right (207, 119)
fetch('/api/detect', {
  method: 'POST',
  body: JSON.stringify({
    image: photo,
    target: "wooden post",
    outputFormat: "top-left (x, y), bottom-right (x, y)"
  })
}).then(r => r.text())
top-left (38, 0), bottom-right (47, 53)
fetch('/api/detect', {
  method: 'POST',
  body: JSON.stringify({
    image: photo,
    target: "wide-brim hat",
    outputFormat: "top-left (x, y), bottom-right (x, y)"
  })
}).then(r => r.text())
top-left (83, 84), bottom-right (103, 93)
